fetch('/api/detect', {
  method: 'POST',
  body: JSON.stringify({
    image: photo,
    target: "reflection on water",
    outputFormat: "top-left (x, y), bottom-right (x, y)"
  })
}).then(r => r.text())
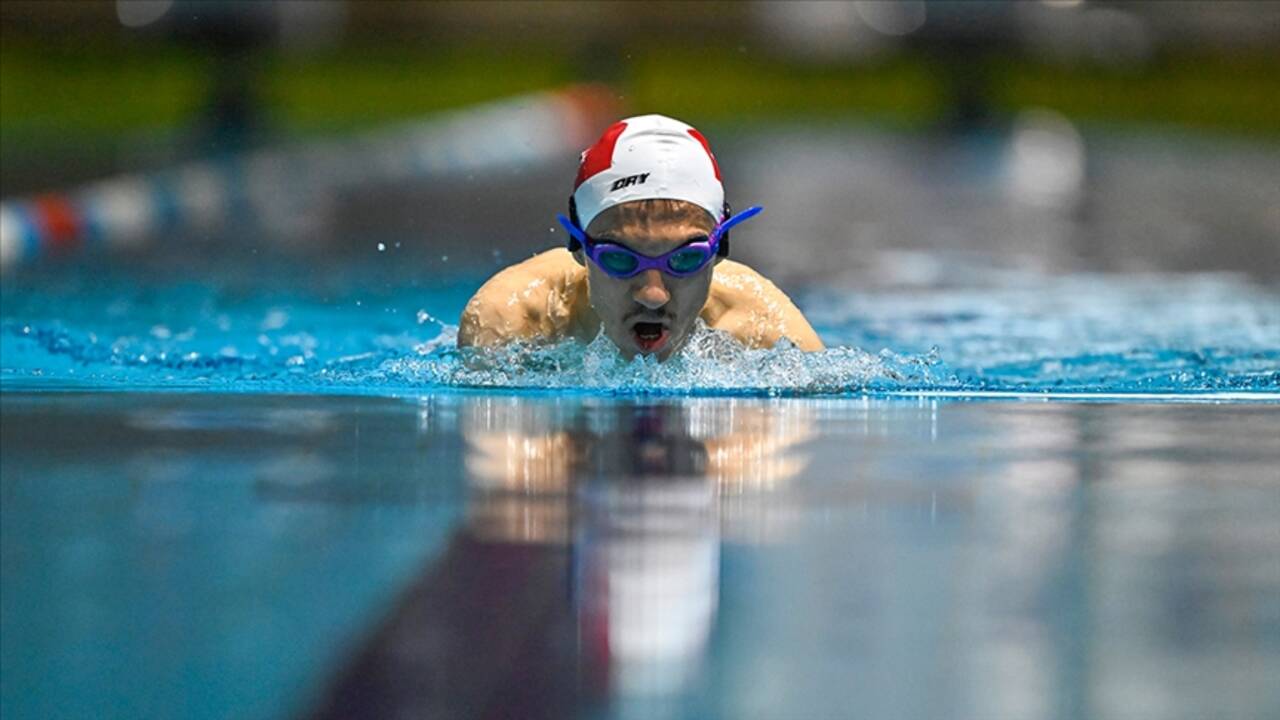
top-left (462, 398), bottom-right (813, 698)
top-left (309, 396), bottom-right (1279, 720)
top-left (3, 393), bottom-right (1278, 720)
top-left (464, 399), bottom-right (812, 542)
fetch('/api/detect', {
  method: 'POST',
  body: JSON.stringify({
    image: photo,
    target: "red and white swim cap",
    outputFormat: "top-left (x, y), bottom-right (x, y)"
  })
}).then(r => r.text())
top-left (571, 114), bottom-right (724, 231)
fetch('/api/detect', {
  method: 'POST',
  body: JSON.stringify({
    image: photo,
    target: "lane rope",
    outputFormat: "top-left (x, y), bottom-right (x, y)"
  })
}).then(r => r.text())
top-left (0, 84), bottom-right (618, 272)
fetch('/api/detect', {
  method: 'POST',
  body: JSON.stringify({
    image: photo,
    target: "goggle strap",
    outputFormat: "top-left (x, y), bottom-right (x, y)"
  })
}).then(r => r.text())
top-left (714, 205), bottom-right (763, 239)
top-left (556, 213), bottom-right (589, 250)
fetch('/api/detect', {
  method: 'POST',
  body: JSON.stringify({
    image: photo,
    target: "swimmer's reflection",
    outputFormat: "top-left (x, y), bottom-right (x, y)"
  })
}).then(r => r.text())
top-left (312, 399), bottom-right (812, 718)
top-left (574, 463), bottom-right (718, 697)
top-left (463, 400), bottom-right (812, 698)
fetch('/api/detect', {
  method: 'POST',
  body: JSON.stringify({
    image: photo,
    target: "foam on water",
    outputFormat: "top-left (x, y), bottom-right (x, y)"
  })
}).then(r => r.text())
top-left (375, 323), bottom-right (946, 395)
top-left (1, 268), bottom-right (1277, 398)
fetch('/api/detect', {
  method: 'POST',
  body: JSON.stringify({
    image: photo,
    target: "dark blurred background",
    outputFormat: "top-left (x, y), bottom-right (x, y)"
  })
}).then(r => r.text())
top-left (2, 0), bottom-right (1278, 280)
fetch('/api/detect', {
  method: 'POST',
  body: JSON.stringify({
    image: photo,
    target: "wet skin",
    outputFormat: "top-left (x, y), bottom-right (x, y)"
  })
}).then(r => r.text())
top-left (575, 211), bottom-right (718, 360)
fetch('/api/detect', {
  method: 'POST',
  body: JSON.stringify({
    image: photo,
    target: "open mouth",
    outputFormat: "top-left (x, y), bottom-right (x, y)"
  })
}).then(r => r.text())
top-left (631, 321), bottom-right (671, 354)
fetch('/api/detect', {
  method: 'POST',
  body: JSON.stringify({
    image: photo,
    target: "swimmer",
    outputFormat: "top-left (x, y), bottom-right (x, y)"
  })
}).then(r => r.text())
top-left (458, 114), bottom-right (823, 359)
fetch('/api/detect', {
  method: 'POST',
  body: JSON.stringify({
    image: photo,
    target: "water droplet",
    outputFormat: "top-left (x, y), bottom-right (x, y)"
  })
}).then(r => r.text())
top-left (260, 309), bottom-right (288, 331)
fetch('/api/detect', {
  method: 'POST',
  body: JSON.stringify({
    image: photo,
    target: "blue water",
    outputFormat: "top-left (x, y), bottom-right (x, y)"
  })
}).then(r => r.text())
top-left (1, 392), bottom-right (465, 720)
top-left (6, 392), bottom-right (1279, 720)
top-left (2, 260), bottom-right (1277, 397)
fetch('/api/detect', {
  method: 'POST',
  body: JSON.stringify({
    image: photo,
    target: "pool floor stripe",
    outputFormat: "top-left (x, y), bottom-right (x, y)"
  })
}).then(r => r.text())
top-left (307, 532), bottom-right (583, 720)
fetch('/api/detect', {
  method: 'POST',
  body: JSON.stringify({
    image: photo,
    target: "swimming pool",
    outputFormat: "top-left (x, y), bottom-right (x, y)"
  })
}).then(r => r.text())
top-left (2, 124), bottom-right (1278, 719)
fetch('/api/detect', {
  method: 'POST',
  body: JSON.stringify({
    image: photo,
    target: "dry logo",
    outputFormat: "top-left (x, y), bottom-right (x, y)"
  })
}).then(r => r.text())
top-left (610, 173), bottom-right (650, 192)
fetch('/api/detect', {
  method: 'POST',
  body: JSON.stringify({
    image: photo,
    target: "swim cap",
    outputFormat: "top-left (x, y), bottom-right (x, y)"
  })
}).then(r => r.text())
top-left (571, 114), bottom-right (724, 231)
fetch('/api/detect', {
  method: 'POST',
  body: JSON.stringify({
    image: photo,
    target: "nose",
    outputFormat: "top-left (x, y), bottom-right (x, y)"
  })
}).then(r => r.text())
top-left (632, 269), bottom-right (670, 310)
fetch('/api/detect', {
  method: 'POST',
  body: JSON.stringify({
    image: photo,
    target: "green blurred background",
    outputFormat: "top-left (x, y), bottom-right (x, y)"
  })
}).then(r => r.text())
top-left (2, 0), bottom-right (1277, 196)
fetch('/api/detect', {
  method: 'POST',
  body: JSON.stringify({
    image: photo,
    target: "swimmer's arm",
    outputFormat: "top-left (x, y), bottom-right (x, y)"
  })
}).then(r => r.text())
top-left (457, 250), bottom-right (581, 348)
top-left (776, 306), bottom-right (825, 351)
top-left (457, 269), bottom-right (539, 348)
top-left (708, 263), bottom-right (825, 351)
top-left (716, 305), bottom-right (825, 351)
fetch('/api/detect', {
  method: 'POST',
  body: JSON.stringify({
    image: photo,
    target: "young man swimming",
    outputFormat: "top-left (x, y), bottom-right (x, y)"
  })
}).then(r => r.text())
top-left (458, 114), bottom-right (823, 359)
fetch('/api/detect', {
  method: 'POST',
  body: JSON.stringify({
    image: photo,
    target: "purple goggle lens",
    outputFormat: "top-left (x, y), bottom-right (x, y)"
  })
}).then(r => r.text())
top-left (556, 205), bottom-right (763, 279)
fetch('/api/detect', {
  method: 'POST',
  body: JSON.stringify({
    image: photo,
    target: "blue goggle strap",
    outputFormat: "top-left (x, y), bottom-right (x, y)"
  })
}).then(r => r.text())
top-left (714, 205), bottom-right (763, 240)
top-left (556, 213), bottom-right (590, 251)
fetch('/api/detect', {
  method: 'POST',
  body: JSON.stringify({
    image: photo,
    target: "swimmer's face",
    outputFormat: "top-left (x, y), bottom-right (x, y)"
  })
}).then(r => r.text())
top-left (576, 200), bottom-right (719, 360)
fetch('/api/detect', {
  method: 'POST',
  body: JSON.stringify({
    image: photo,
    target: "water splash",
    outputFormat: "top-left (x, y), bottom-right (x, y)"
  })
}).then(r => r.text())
top-left (378, 323), bottom-right (949, 396)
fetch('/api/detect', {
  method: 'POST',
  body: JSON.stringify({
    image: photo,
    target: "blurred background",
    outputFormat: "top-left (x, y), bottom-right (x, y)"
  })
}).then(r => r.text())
top-left (2, 0), bottom-right (1278, 283)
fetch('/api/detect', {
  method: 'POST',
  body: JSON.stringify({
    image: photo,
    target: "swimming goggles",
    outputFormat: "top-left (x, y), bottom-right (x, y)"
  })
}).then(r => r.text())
top-left (556, 206), bottom-right (763, 279)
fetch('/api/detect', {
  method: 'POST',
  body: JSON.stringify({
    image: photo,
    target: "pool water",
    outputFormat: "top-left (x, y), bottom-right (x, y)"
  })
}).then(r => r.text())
top-left (3, 392), bottom-right (1278, 719)
top-left (3, 261), bottom-right (1278, 720)
top-left (2, 259), bottom-right (1276, 397)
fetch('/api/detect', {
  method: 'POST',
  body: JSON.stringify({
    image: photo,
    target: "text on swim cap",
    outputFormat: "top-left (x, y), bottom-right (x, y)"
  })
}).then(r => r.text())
top-left (610, 173), bottom-right (650, 192)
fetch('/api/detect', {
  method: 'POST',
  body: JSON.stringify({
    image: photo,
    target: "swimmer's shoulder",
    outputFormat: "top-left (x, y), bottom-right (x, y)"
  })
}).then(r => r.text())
top-left (705, 259), bottom-right (825, 351)
top-left (458, 249), bottom-right (585, 348)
